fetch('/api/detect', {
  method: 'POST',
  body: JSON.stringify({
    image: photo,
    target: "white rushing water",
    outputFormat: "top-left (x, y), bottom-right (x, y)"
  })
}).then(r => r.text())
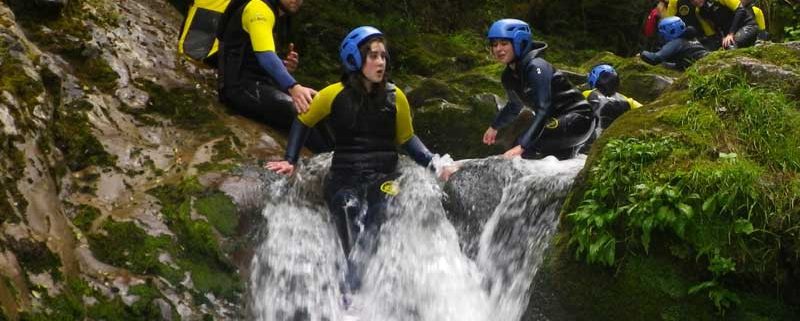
top-left (248, 154), bottom-right (585, 321)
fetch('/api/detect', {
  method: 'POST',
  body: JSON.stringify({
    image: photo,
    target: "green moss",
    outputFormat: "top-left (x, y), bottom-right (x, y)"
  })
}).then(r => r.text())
top-left (131, 79), bottom-right (229, 137)
top-left (1, 133), bottom-right (26, 224)
top-left (71, 204), bottom-right (101, 232)
top-left (14, 0), bottom-right (119, 93)
top-left (87, 219), bottom-right (172, 275)
top-left (178, 259), bottom-right (241, 302)
top-left (195, 193), bottom-right (239, 237)
top-left (147, 178), bottom-right (241, 300)
top-left (51, 100), bottom-right (117, 172)
top-left (210, 136), bottom-right (244, 163)
top-left (19, 277), bottom-right (173, 321)
top-left (0, 42), bottom-right (44, 108)
top-left (7, 239), bottom-right (61, 276)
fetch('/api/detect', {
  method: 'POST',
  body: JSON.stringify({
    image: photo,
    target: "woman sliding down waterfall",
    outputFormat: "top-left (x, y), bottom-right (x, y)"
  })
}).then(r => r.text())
top-left (266, 25), bottom-right (457, 296)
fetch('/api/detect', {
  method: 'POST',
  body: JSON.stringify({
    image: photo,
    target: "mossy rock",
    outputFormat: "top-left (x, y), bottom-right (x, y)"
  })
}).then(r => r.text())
top-left (552, 42), bottom-right (800, 319)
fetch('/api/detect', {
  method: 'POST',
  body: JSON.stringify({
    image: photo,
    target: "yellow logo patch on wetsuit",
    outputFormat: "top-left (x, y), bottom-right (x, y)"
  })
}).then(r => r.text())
top-left (679, 5), bottom-right (690, 16)
top-left (545, 117), bottom-right (559, 129)
top-left (380, 180), bottom-right (400, 196)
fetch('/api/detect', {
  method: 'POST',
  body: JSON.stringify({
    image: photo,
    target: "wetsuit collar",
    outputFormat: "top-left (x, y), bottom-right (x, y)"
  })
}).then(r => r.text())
top-left (510, 41), bottom-right (548, 70)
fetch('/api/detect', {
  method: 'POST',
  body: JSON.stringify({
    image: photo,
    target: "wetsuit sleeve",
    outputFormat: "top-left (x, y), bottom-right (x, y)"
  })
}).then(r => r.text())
top-left (517, 59), bottom-right (555, 150)
top-left (640, 39), bottom-right (682, 65)
top-left (243, 1), bottom-right (297, 90)
top-left (401, 136), bottom-right (434, 168)
top-left (298, 83), bottom-right (343, 127)
top-left (582, 90), bottom-right (592, 99)
top-left (491, 92), bottom-right (523, 129)
top-left (729, 4), bottom-right (748, 35)
top-left (255, 52), bottom-right (297, 90)
top-left (284, 119), bottom-right (311, 164)
top-left (395, 88), bottom-right (415, 145)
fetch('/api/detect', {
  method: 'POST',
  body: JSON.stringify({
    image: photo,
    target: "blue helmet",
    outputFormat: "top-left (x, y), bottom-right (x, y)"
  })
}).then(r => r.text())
top-left (487, 19), bottom-right (533, 58)
top-left (658, 16), bottom-right (686, 42)
top-left (340, 26), bottom-right (383, 72)
top-left (587, 64), bottom-right (617, 89)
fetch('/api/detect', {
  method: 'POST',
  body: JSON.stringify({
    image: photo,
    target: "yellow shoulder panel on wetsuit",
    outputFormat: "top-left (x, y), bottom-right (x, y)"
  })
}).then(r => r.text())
top-left (718, 0), bottom-right (741, 12)
top-left (753, 6), bottom-right (766, 30)
top-left (622, 94), bottom-right (643, 109)
top-left (298, 83), bottom-right (344, 127)
top-left (695, 7), bottom-right (718, 36)
top-left (178, 0), bottom-right (229, 60)
top-left (395, 88), bottom-right (415, 145)
top-left (666, 0), bottom-right (679, 17)
top-left (582, 90), bottom-right (592, 99)
top-left (242, 0), bottom-right (276, 52)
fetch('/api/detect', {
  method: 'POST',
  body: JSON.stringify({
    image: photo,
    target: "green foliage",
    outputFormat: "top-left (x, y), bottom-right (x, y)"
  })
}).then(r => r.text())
top-left (568, 136), bottom-right (677, 266)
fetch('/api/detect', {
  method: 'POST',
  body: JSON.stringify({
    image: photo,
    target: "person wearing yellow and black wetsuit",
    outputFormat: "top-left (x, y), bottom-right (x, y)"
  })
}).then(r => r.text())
top-left (267, 27), bottom-right (451, 262)
top-left (583, 64), bottom-right (642, 139)
top-left (690, 0), bottom-right (759, 49)
top-left (640, 17), bottom-right (709, 70)
top-left (481, 19), bottom-right (596, 160)
top-left (217, 0), bottom-right (333, 152)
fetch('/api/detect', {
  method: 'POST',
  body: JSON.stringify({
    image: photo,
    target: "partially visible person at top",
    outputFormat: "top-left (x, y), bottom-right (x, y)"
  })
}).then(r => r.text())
top-left (217, 0), bottom-right (333, 152)
top-left (266, 26), bottom-right (455, 265)
top-left (661, 0), bottom-right (723, 49)
top-left (690, 0), bottom-right (760, 49)
top-left (583, 64), bottom-right (643, 137)
top-left (639, 16), bottom-right (710, 70)
top-left (481, 19), bottom-right (596, 160)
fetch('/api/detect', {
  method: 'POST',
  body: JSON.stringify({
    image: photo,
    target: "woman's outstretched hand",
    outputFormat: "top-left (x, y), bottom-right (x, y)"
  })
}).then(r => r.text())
top-left (503, 145), bottom-right (525, 159)
top-left (265, 160), bottom-right (295, 175)
top-left (437, 164), bottom-right (460, 181)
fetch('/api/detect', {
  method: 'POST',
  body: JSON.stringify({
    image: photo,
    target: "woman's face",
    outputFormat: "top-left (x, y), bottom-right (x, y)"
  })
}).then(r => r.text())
top-left (491, 39), bottom-right (515, 64)
top-left (362, 41), bottom-right (387, 83)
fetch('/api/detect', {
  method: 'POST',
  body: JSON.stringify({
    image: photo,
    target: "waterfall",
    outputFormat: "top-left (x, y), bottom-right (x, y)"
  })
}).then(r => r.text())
top-left (248, 154), bottom-right (585, 321)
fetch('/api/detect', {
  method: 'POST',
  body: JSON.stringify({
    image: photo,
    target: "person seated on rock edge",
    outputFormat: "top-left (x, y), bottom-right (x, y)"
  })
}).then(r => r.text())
top-left (690, 0), bottom-right (761, 50)
top-left (266, 27), bottom-right (457, 280)
top-left (481, 19), bottom-right (597, 160)
top-left (217, 0), bottom-right (334, 152)
top-left (639, 16), bottom-right (710, 70)
top-left (583, 64), bottom-right (643, 138)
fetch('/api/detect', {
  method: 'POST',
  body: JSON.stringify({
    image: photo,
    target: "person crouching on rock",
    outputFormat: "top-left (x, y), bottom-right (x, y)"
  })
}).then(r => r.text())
top-left (639, 16), bottom-right (710, 70)
top-left (481, 19), bottom-right (596, 160)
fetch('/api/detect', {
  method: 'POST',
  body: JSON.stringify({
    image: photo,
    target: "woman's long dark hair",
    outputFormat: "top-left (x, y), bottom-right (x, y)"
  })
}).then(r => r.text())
top-left (341, 37), bottom-right (390, 97)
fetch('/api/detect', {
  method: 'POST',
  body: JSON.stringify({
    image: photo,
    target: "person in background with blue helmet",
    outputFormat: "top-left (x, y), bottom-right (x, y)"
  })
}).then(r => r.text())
top-left (482, 19), bottom-right (596, 160)
top-left (267, 26), bottom-right (453, 266)
top-left (639, 16), bottom-right (709, 70)
top-left (583, 64), bottom-right (643, 138)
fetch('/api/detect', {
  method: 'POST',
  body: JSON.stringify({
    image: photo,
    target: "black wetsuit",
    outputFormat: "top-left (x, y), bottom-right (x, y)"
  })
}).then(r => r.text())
top-left (284, 81), bottom-right (434, 258)
top-left (640, 34), bottom-right (709, 70)
top-left (217, 0), bottom-right (333, 152)
top-left (491, 42), bottom-right (596, 160)
top-left (697, 0), bottom-right (758, 49)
